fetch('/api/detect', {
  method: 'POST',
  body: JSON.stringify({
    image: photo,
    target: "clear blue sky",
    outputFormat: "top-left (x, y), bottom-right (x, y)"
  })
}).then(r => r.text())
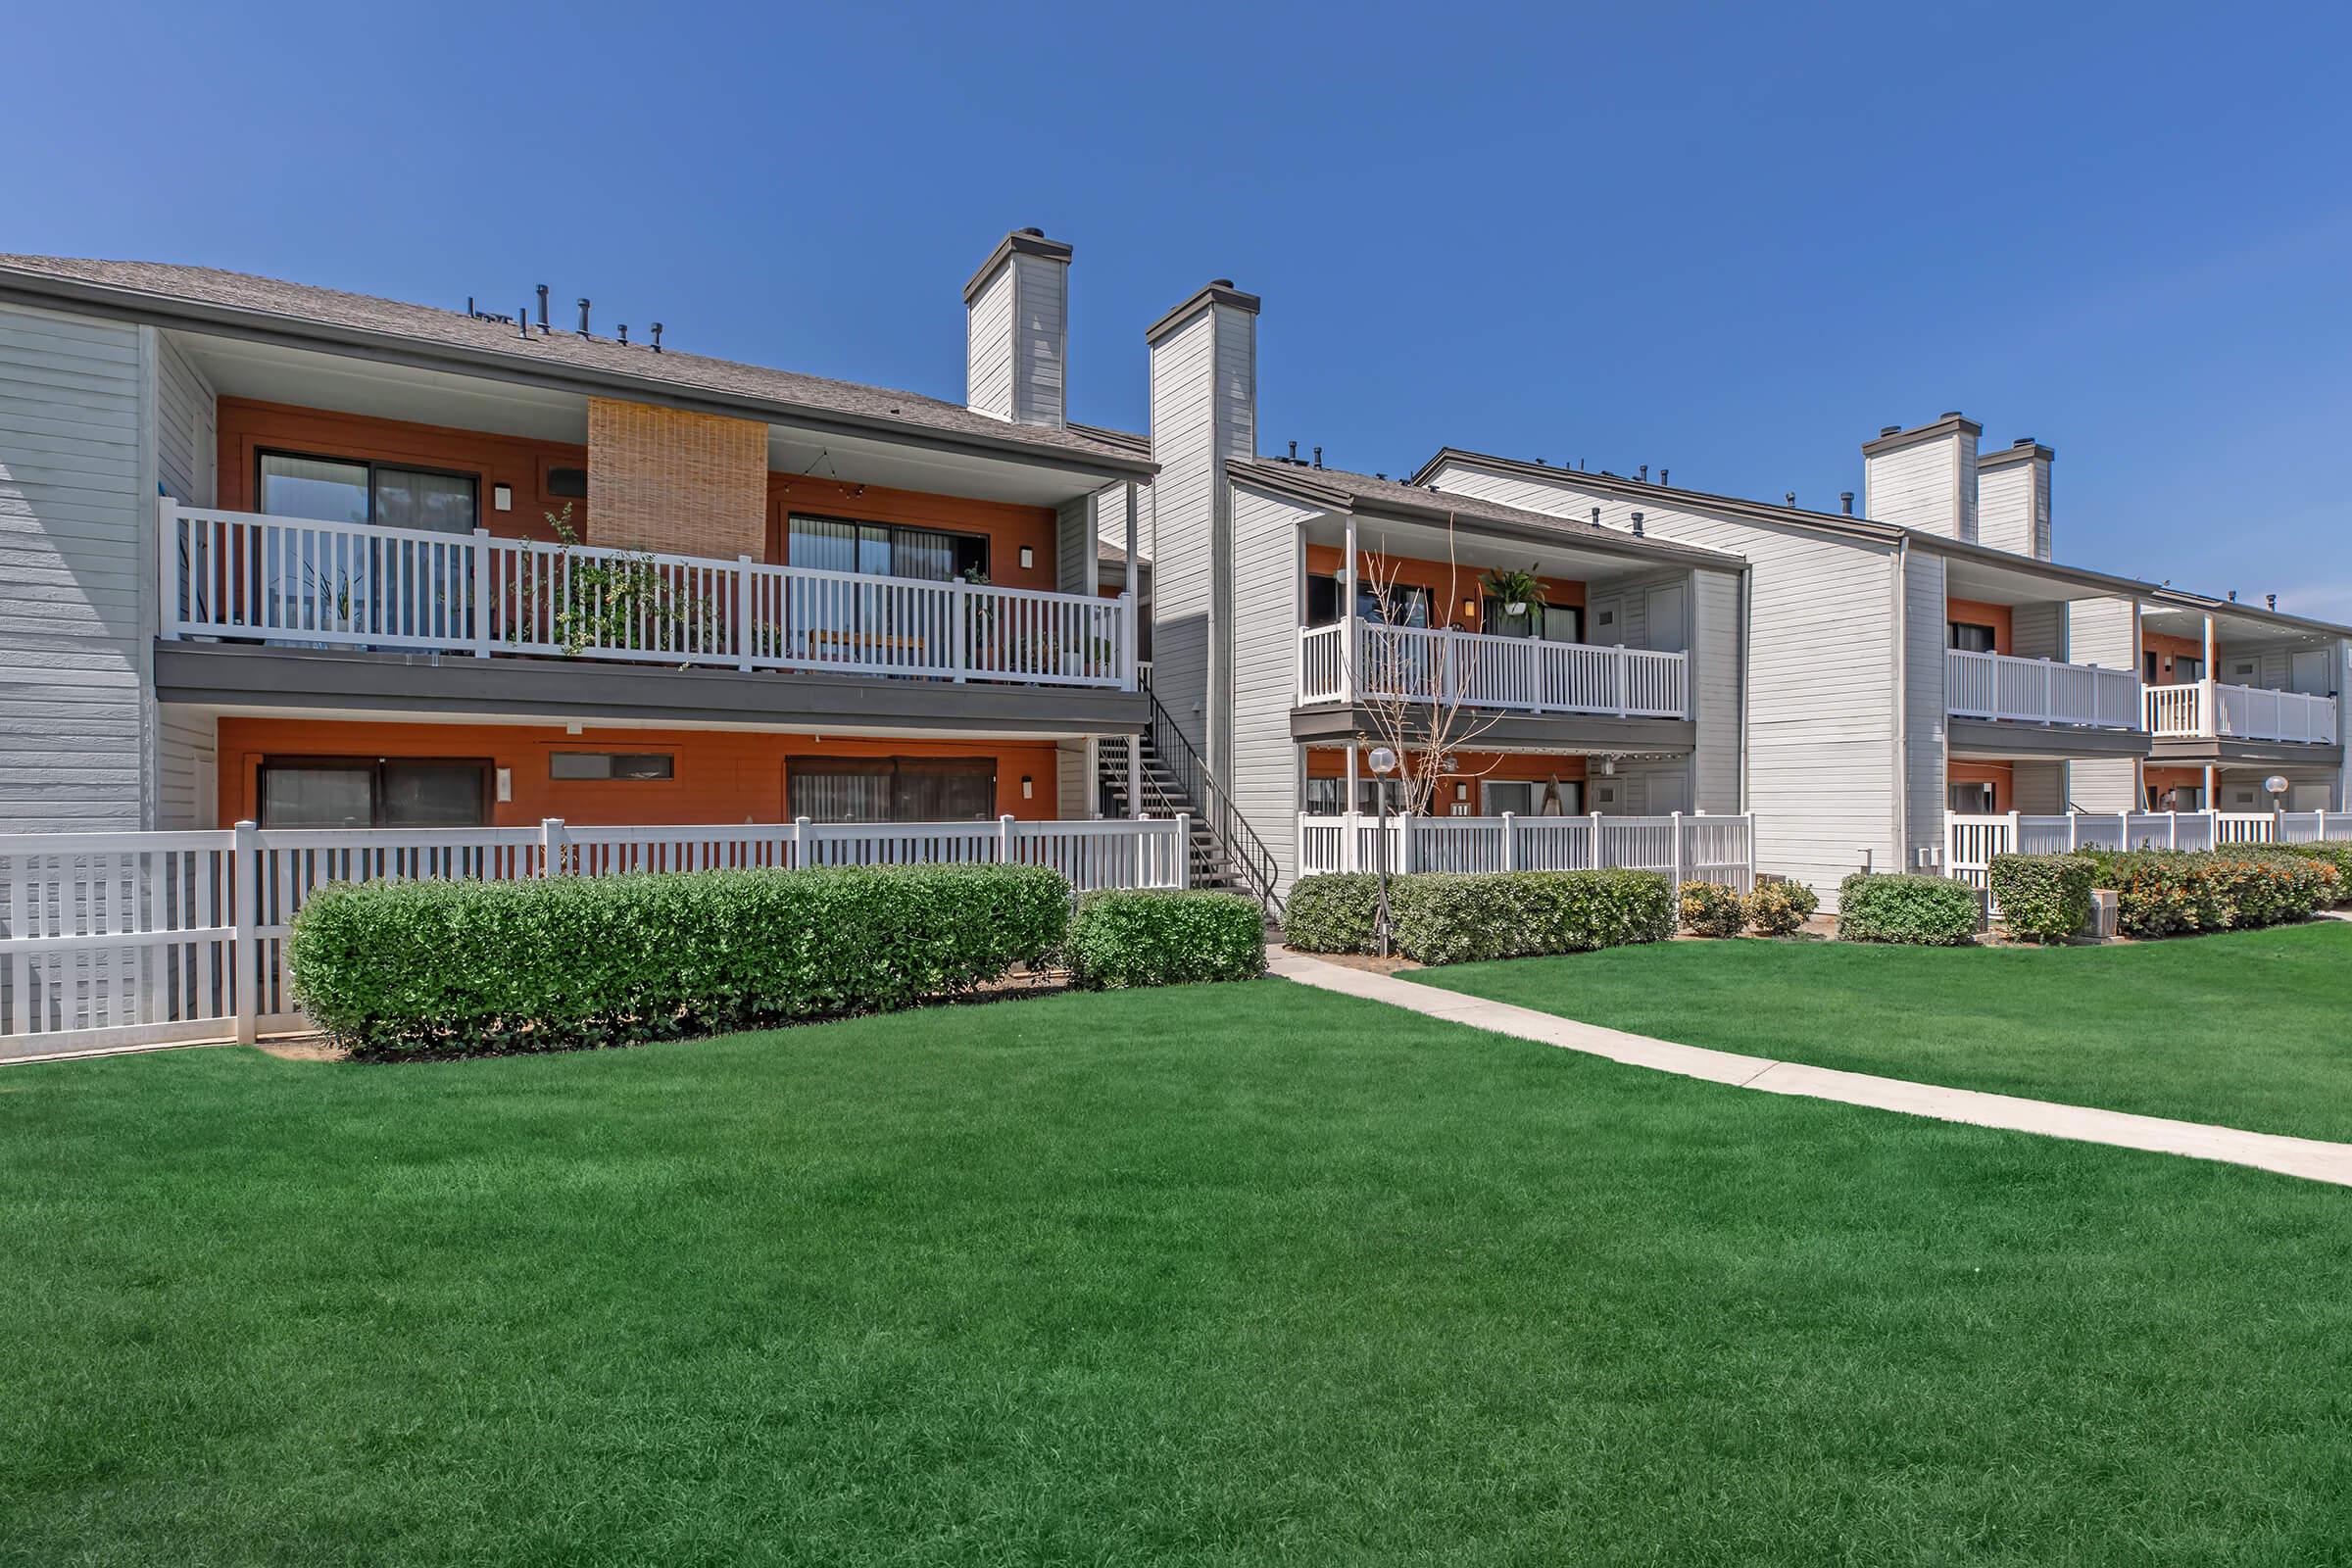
top-left (16, 2), bottom-right (2351, 615)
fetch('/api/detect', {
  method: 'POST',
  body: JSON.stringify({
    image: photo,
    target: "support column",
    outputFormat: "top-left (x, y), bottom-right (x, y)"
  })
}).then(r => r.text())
top-left (1345, 741), bottom-right (1359, 816)
top-left (1340, 514), bottom-right (1358, 704)
top-left (1126, 734), bottom-right (1143, 816)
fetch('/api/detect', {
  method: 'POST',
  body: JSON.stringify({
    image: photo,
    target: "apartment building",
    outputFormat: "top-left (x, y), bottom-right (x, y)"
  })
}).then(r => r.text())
top-left (1416, 416), bottom-right (2350, 901)
top-left (0, 233), bottom-right (1171, 864)
top-left (3, 233), bottom-right (2343, 912)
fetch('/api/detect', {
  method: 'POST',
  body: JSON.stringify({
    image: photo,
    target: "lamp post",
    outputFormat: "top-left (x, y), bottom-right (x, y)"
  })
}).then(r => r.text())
top-left (2265, 772), bottom-right (2290, 840)
top-left (1370, 744), bottom-right (1399, 957)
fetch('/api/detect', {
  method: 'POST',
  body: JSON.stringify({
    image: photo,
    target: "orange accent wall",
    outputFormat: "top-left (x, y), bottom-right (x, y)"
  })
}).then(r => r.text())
top-left (215, 718), bottom-right (1061, 829)
top-left (218, 399), bottom-right (590, 543)
top-left (768, 476), bottom-right (1059, 592)
top-left (2143, 765), bottom-right (2208, 808)
top-left (2142, 629), bottom-right (2214, 684)
top-left (1947, 760), bottom-right (2013, 812)
top-left (1945, 598), bottom-right (2014, 657)
top-left (1302, 545), bottom-right (1586, 631)
top-left (1306, 747), bottom-right (1589, 811)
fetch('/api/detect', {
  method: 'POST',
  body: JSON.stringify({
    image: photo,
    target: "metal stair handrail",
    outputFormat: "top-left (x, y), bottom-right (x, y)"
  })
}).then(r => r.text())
top-left (1139, 688), bottom-right (1284, 916)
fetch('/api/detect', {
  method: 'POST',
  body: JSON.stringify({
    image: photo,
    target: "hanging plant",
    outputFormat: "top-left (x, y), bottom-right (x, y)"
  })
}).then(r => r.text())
top-left (1482, 565), bottom-right (1547, 619)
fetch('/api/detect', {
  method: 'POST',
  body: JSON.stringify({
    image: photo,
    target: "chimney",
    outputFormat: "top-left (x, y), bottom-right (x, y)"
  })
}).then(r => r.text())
top-left (964, 228), bottom-right (1072, 426)
top-left (1861, 412), bottom-right (1982, 541)
top-left (1976, 435), bottom-right (2055, 560)
top-left (1147, 278), bottom-right (1260, 775)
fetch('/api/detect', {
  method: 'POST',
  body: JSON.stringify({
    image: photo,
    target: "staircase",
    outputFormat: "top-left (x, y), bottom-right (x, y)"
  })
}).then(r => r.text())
top-left (1097, 689), bottom-right (1284, 916)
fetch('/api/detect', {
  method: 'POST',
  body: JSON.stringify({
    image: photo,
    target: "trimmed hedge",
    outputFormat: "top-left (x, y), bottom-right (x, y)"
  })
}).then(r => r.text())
top-left (1680, 880), bottom-right (1746, 938)
top-left (1064, 889), bottom-right (1266, 990)
top-left (1837, 873), bottom-right (1981, 946)
top-left (288, 863), bottom-right (1070, 1059)
top-left (1283, 869), bottom-right (1673, 965)
top-left (1987, 854), bottom-right (2094, 944)
top-left (1742, 880), bottom-right (1820, 937)
top-left (2278, 842), bottom-right (2352, 907)
top-left (1282, 873), bottom-right (1382, 956)
top-left (2073, 848), bottom-right (2331, 938)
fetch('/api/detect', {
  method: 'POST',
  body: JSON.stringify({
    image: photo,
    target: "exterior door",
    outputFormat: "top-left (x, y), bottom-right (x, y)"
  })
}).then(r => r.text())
top-left (2291, 648), bottom-right (2334, 696)
top-left (1643, 583), bottom-right (1689, 652)
top-left (1647, 772), bottom-right (1690, 816)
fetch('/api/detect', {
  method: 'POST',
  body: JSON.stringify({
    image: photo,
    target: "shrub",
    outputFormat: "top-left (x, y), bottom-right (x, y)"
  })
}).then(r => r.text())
top-left (2073, 848), bottom-right (2330, 938)
top-left (1064, 889), bottom-right (1266, 990)
top-left (2278, 842), bottom-right (2352, 906)
top-left (1742, 880), bottom-right (1820, 937)
top-left (1987, 854), bottom-right (2094, 944)
top-left (1283, 873), bottom-right (1382, 954)
top-left (1680, 879), bottom-right (1746, 937)
top-left (1837, 873), bottom-right (1980, 946)
top-left (288, 863), bottom-right (1070, 1059)
top-left (1390, 869), bottom-right (1673, 965)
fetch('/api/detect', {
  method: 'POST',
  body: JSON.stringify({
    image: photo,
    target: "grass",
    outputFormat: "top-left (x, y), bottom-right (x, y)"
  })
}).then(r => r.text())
top-left (1406, 921), bottom-right (2352, 1144)
top-left (4, 979), bottom-right (2351, 1565)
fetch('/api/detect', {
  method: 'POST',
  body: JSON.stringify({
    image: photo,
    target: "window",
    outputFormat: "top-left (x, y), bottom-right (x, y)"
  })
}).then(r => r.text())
top-left (1305, 576), bottom-right (1442, 629)
top-left (1948, 782), bottom-right (1995, 814)
top-left (2144, 651), bottom-right (2161, 684)
top-left (257, 758), bottom-right (489, 828)
top-left (543, 465), bottom-right (587, 500)
top-left (550, 752), bottom-right (674, 780)
top-left (787, 515), bottom-right (987, 581)
top-left (260, 452), bottom-right (479, 534)
top-left (2147, 783), bottom-right (2205, 810)
top-left (1948, 622), bottom-right (1998, 654)
top-left (787, 757), bottom-right (996, 822)
top-left (2174, 656), bottom-right (2204, 684)
top-left (1479, 598), bottom-right (1585, 643)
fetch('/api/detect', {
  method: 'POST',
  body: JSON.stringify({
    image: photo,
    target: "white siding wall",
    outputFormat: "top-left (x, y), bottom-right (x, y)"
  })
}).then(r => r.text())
top-left (1145, 301), bottom-right (1254, 774)
top-left (1010, 256), bottom-right (1067, 427)
top-left (2066, 595), bottom-right (2142, 810)
top-left (1865, 430), bottom-right (1977, 541)
top-left (963, 265), bottom-right (1015, 421)
top-left (2011, 599), bottom-right (2068, 662)
top-left (1975, 456), bottom-right (2053, 561)
top-left (156, 709), bottom-right (216, 829)
top-left (1690, 566), bottom-right (1743, 814)
top-left (1054, 493), bottom-right (1092, 595)
top-left (1229, 485), bottom-right (1318, 887)
top-left (2013, 759), bottom-right (2067, 813)
top-left (1901, 551), bottom-right (1948, 868)
top-left (156, 331), bottom-right (217, 507)
top-left (1428, 461), bottom-right (1899, 906)
top-left (0, 305), bottom-right (154, 830)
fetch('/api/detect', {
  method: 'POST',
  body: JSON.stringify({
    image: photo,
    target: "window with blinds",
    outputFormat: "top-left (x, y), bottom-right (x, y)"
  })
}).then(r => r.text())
top-left (787, 757), bottom-right (997, 822)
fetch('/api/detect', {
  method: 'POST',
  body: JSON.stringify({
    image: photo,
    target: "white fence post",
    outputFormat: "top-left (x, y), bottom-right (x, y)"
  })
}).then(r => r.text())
top-left (735, 555), bottom-right (755, 672)
top-left (793, 815), bottom-right (809, 869)
top-left (953, 578), bottom-right (971, 683)
top-left (1117, 590), bottom-right (1138, 692)
top-left (998, 814), bottom-right (1016, 864)
top-left (1174, 813), bottom-right (1192, 889)
top-left (1500, 811), bottom-right (1518, 872)
top-left (1671, 810), bottom-right (1686, 887)
top-left (540, 816), bottom-right (568, 876)
top-left (1398, 814), bottom-right (1417, 874)
top-left (1744, 811), bottom-right (1758, 891)
top-left (232, 819), bottom-right (259, 1046)
top-left (1592, 809), bottom-right (1608, 870)
top-left (471, 528), bottom-right (494, 657)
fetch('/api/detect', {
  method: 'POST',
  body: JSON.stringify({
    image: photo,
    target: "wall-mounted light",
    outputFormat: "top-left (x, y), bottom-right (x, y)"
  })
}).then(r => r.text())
top-left (495, 767), bottom-right (513, 803)
top-left (1460, 598), bottom-right (1476, 620)
top-left (1021, 775), bottom-right (1034, 800)
top-left (1453, 782), bottom-right (1468, 802)
top-left (492, 483), bottom-right (514, 512)
top-left (1018, 546), bottom-right (1035, 569)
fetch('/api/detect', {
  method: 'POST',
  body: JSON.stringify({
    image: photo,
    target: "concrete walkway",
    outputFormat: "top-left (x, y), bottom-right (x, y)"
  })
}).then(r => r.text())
top-left (1266, 947), bottom-right (2352, 1188)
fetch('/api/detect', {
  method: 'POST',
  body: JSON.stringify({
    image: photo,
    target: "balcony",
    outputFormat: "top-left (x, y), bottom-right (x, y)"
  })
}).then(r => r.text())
top-left (158, 504), bottom-right (1135, 690)
top-left (1945, 648), bottom-right (2139, 729)
top-left (2145, 681), bottom-right (2337, 746)
top-left (1298, 619), bottom-right (1688, 718)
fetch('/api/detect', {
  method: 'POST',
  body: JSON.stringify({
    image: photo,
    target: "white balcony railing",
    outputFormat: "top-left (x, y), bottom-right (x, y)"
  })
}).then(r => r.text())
top-left (157, 501), bottom-right (1136, 690)
top-left (1945, 809), bottom-right (2352, 896)
top-left (2144, 681), bottom-right (2338, 745)
top-left (1944, 648), bottom-right (2140, 729)
top-left (1297, 619), bottom-right (1687, 718)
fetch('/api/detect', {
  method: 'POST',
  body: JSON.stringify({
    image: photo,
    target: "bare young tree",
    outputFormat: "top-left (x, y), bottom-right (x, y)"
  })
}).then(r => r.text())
top-left (1348, 515), bottom-right (1512, 816)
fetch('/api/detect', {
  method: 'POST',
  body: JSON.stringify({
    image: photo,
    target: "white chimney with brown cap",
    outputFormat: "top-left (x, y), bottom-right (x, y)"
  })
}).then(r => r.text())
top-left (1977, 436), bottom-right (2054, 561)
top-left (1861, 412), bottom-right (1981, 542)
top-left (964, 227), bottom-right (1071, 427)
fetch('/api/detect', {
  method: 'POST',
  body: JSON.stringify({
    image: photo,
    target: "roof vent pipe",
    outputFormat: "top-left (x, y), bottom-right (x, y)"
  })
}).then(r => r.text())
top-left (1591, 506), bottom-right (1602, 525)
top-left (617, 324), bottom-right (628, 345)
top-left (651, 322), bottom-right (663, 352)
top-left (2268, 594), bottom-right (2278, 611)
top-left (1879, 424), bottom-right (1902, 437)
top-left (536, 285), bottom-right (549, 332)
top-left (516, 302), bottom-right (528, 340)
top-left (1658, 467), bottom-right (1668, 486)
top-left (1785, 492), bottom-right (1796, 507)
top-left (1639, 464), bottom-right (1648, 482)
top-left (1312, 446), bottom-right (1322, 470)
top-left (1839, 491), bottom-right (1854, 514)
top-left (2229, 590), bottom-right (2238, 602)
top-left (576, 299), bottom-right (591, 337)
top-left (1631, 512), bottom-right (1645, 537)
top-left (1288, 440), bottom-right (1298, 463)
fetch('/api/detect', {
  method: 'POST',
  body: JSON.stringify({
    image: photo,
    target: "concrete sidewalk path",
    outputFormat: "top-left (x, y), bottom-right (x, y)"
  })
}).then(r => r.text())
top-left (1266, 947), bottom-right (2352, 1189)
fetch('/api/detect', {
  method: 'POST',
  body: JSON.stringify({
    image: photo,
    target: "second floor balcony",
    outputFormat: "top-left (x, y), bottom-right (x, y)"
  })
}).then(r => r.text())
top-left (1298, 618), bottom-right (1688, 718)
top-left (2145, 681), bottom-right (2338, 745)
top-left (159, 503), bottom-right (1137, 691)
top-left (1944, 648), bottom-right (2140, 730)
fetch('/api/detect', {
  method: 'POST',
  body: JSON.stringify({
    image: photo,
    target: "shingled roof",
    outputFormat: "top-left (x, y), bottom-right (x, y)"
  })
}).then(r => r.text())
top-left (1228, 458), bottom-right (1745, 569)
top-left (0, 255), bottom-right (1154, 476)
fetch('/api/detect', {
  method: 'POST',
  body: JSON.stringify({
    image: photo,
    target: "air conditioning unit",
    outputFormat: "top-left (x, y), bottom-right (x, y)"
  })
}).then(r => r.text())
top-left (1916, 846), bottom-right (1941, 870)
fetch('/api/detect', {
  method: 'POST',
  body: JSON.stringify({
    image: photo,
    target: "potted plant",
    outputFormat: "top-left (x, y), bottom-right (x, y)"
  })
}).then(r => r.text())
top-left (1483, 565), bottom-right (1547, 619)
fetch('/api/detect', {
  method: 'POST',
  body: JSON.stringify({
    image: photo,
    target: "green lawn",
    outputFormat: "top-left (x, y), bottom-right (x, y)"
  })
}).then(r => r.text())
top-left (6, 980), bottom-right (2352, 1565)
top-left (1407, 921), bottom-right (2352, 1144)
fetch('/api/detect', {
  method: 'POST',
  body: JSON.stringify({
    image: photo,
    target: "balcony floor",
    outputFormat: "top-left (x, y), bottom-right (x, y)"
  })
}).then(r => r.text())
top-left (156, 641), bottom-right (1147, 738)
top-left (1945, 716), bottom-right (2150, 762)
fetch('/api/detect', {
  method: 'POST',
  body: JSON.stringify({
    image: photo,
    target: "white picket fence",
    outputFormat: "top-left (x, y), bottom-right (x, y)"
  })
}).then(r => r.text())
top-left (0, 815), bottom-right (1189, 1060)
top-left (1944, 809), bottom-right (2352, 894)
top-left (1297, 811), bottom-right (1754, 890)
